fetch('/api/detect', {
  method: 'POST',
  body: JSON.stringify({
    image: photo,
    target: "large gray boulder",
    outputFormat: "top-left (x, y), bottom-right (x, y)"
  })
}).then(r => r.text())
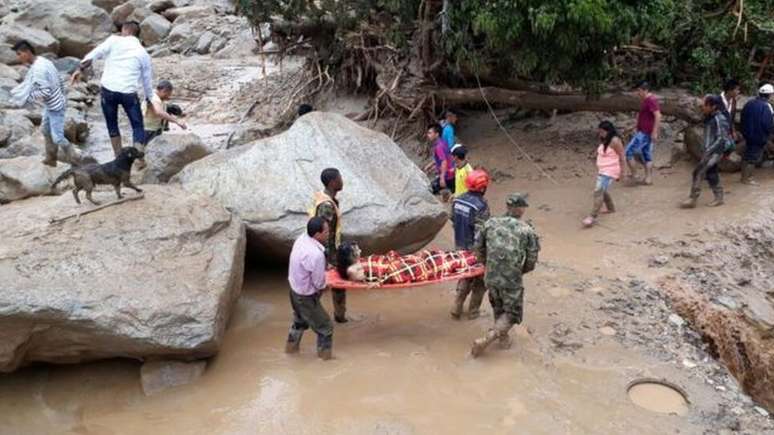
top-left (0, 23), bottom-right (60, 55)
top-left (174, 112), bottom-right (447, 259)
top-left (140, 13), bottom-right (172, 46)
top-left (14, 0), bottom-right (113, 57)
top-left (91, 0), bottom-right (125, 13)
top-left (0, 185), bottom-right (246, 372)
top-left (141, 132), bottom-right (211, 184)
top-left (0, 156), bottom-right (66, 203)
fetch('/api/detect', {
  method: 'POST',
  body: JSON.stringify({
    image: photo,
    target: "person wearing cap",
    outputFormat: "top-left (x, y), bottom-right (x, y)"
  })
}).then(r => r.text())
top-left (450, 169), bottom-right (491, 320)
top-left (739, 84), bottom-right (774, 185)
top-left (583, 120), bottom-right (625, 227)
top-left (680, 95), bottom-right (731, 209)
top-left (471, 193), bottom-right (540, 358)
top-left (451, 144), bottom-right (474, 198)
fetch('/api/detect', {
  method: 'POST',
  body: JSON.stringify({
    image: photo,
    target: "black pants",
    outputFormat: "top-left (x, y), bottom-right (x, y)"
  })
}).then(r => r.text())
top-left (690, 152), bottom-right (722, 198)
top-left (144, 129), bottom-right (162, 144)
top-left (287, 291), bottom-right (333, 351)
top-left (431, 176), bottom-right (456, 195)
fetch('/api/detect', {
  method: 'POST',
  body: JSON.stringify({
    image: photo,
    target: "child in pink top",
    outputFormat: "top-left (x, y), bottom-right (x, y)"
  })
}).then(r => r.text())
top-left (583, 121), bottom-right (626, 227)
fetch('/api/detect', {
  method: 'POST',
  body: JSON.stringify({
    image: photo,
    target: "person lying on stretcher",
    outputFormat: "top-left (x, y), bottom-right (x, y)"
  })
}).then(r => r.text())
top-left (335, 241), bottom-right (480, 285)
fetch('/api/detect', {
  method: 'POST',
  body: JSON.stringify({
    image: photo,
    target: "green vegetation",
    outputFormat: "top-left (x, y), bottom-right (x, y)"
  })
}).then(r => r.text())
top-left (238, 0), bottom-right (774, 93)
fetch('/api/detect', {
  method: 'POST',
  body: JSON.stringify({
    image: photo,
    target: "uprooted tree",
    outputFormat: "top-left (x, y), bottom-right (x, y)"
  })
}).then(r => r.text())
top-left (237, 0), bottom-right (774, 129)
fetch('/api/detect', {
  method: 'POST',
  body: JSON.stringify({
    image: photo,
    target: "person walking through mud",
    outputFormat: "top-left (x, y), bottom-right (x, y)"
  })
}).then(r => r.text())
top-left (625, 81), bottom-right (661, 186)
top-left (10, 40), bottom-right (85, 167)
top-left (310, 168), bottom-right (349, 323)
top-left (680, 95), bottom-right (734, 208)
top-left (739, 84), bottom-right (774, 185)
top-left (450, 170), bottom-right (491, 320)
top-left (71, 20), bottom-right (154, 158)
top-left (424, 124), bottom-right (455, 199)
top-left (471, 193), bottom-right (540, 358)
top-left (286, 217), bottom-right (334, 360)
top-left (583, 121), bottom-right (625, 228)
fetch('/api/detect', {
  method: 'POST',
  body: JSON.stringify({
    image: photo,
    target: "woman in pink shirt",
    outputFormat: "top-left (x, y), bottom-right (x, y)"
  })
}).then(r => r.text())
top-left (583, 121), bottom-right (626, 228)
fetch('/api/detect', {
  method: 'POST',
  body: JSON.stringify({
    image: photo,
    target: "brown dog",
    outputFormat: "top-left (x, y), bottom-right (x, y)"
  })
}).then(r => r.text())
top-left (52, 147), bottom-right (144, 205)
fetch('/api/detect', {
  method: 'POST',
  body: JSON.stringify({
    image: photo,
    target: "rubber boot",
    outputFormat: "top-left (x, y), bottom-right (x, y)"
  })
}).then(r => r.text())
top-left (110, 136), bottom-right (122, 157)
top-left (467, 290), bottom-right (485, 320)
top-left (680, 197), bottom-right (698, 209)
top-left (450, 293), bottom-right (465, 320)
top-left (133, 142), bottom-right (147, 170)
top-left (285, 340), bottom-right (300, 354)
top-left (741, 162), bottom-right (759, 186)
top-left (470, 329), bottom-right (498, 358)
top-left (707, 188), bottom-right (724, 207)
top-left (317, 348), bottom-right (332, 360)
top-left (497, 334), bottom-right (513, 350)
top-left (42, 131), bottom-right (58, 167)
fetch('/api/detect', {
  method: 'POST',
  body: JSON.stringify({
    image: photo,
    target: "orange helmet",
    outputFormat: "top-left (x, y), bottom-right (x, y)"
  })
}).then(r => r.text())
top-left (465, 169), bottom-right (490, 192)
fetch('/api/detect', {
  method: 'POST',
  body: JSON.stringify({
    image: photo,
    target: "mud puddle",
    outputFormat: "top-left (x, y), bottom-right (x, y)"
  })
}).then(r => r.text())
top-left (628, 380), bottom-right (689, 415)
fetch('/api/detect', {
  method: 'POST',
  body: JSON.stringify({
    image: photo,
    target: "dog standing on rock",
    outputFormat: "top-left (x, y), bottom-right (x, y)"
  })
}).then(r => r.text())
top-left (52, 147), bottom-right (144, 205)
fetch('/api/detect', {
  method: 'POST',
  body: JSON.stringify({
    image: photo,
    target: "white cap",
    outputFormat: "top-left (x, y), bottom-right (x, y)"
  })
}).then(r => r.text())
top-left (450, 143), bottom-right (463, 152)
top-left (759, 84), bottom-right (774, 95)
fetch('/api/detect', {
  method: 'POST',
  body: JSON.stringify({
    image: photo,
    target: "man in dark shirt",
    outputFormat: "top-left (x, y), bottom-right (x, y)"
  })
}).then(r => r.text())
top-left (450, 170), bottom-right (490, 320)
top-left (740, 84), bottom-right (774, 185)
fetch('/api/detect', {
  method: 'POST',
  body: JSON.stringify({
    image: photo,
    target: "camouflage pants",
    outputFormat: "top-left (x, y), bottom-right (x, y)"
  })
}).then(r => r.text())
top-left (287, 291), bottom-right (333, 351)
top-left (488, 285), bottom-right (524, 327)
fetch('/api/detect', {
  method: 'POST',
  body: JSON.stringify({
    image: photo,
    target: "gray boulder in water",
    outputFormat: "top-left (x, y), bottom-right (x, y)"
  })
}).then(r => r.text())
top-left (0, 185), bottom-right (245, 372)
top-left (174, 112), bottom-right (447, 259)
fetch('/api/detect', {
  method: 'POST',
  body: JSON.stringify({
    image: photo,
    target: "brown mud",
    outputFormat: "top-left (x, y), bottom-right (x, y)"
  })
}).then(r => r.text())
top-left (2, 110), bottom-right (774, 434)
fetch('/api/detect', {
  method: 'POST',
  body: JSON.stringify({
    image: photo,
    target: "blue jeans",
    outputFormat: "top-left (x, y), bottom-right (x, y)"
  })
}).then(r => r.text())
top-left (625, 131), bottom-right (653, 163)
top-left (594, 174), bottom-right (614, 192)
top-left (100, 87), bottom-right (145, 145)
top-left (42, 107), bottom-right (69, 146)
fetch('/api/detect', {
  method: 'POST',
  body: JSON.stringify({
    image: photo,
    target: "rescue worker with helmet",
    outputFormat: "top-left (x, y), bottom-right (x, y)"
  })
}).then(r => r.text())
top-left (450, 169), bottom-right (491, 319)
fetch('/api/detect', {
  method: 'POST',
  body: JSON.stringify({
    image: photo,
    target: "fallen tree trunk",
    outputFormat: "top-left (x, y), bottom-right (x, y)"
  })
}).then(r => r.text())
top-left (433, 87), bottom-right (703, 123)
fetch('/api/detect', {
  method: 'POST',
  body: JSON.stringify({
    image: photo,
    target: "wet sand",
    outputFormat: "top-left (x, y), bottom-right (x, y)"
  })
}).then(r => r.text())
top-left (2, 113), bottom-right (774, 434)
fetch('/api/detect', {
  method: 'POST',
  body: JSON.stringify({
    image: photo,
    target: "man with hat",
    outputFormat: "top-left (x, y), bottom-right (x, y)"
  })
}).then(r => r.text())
top-left (739, 83), bottom-right (774, 185)
top-left (450, 169), bottom-right (491, 320)
top-left (470, 193), bottom-right (540, 358)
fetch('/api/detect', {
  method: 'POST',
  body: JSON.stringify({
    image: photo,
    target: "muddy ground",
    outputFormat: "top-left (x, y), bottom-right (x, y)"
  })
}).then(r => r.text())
top-left (2, 54), bottom-right (774, 434)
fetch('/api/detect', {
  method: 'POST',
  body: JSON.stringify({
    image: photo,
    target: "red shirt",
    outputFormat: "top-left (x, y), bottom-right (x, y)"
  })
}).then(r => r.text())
top-left (637, 95), bottom-right (660, 135)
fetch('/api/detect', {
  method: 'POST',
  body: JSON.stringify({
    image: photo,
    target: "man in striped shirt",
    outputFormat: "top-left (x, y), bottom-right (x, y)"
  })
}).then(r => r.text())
top-left (10, 40), bottom-right (78, 167)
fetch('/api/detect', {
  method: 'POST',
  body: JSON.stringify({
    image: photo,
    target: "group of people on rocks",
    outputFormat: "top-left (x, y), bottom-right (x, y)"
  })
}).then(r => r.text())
top-left (9, 20), bottom-right (187, 170)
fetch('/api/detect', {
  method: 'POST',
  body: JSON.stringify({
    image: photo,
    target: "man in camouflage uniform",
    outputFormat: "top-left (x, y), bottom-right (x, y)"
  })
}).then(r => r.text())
top-left (311, 168), bottom-right (348, 323)
top-left (471, 193), bottom-right (540, 358)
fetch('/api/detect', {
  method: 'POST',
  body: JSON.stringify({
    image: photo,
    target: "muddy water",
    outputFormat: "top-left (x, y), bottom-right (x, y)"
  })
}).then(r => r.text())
top-left (628, 382), bottom-right (689, 415)
top-left (0, 269), bottom-right (694, 435)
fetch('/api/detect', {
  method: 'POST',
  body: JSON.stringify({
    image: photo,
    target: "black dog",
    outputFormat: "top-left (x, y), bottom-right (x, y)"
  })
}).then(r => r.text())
top-left (52, 147), bottom-right (144, 205)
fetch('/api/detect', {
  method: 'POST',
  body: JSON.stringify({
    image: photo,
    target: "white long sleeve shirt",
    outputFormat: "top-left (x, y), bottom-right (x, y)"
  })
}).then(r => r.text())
top-left (10, 56), bottom-right (66, 111)
top-left (83, 35), bottom-right (153, 98)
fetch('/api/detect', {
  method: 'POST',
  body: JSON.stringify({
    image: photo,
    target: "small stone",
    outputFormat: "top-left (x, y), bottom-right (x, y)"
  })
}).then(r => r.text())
top-left (599, 326), bottom-right (617, 336)
top-left (731, 406), bottom-right (744, 415)
top-left (682, 359), bottom-right (697, 369)
top-left (649, 255), bottom-right (670, 267)
top-left (753, 406), bottom-right (770, 417)
top-left (668, 314), bottom-right (686, 327)
top-left (715, 296), bottom-right (738, 310)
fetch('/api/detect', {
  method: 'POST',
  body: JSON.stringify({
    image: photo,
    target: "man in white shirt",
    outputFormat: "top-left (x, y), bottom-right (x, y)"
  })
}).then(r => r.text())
top-left (10, 40), bottom-right (84, 167)
top-left (71, 21), bottom-right (153, 158)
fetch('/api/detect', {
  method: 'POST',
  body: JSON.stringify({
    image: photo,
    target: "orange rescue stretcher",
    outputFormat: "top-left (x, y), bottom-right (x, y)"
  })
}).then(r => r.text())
top-left (325, 265), bottom-right (485, 290)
